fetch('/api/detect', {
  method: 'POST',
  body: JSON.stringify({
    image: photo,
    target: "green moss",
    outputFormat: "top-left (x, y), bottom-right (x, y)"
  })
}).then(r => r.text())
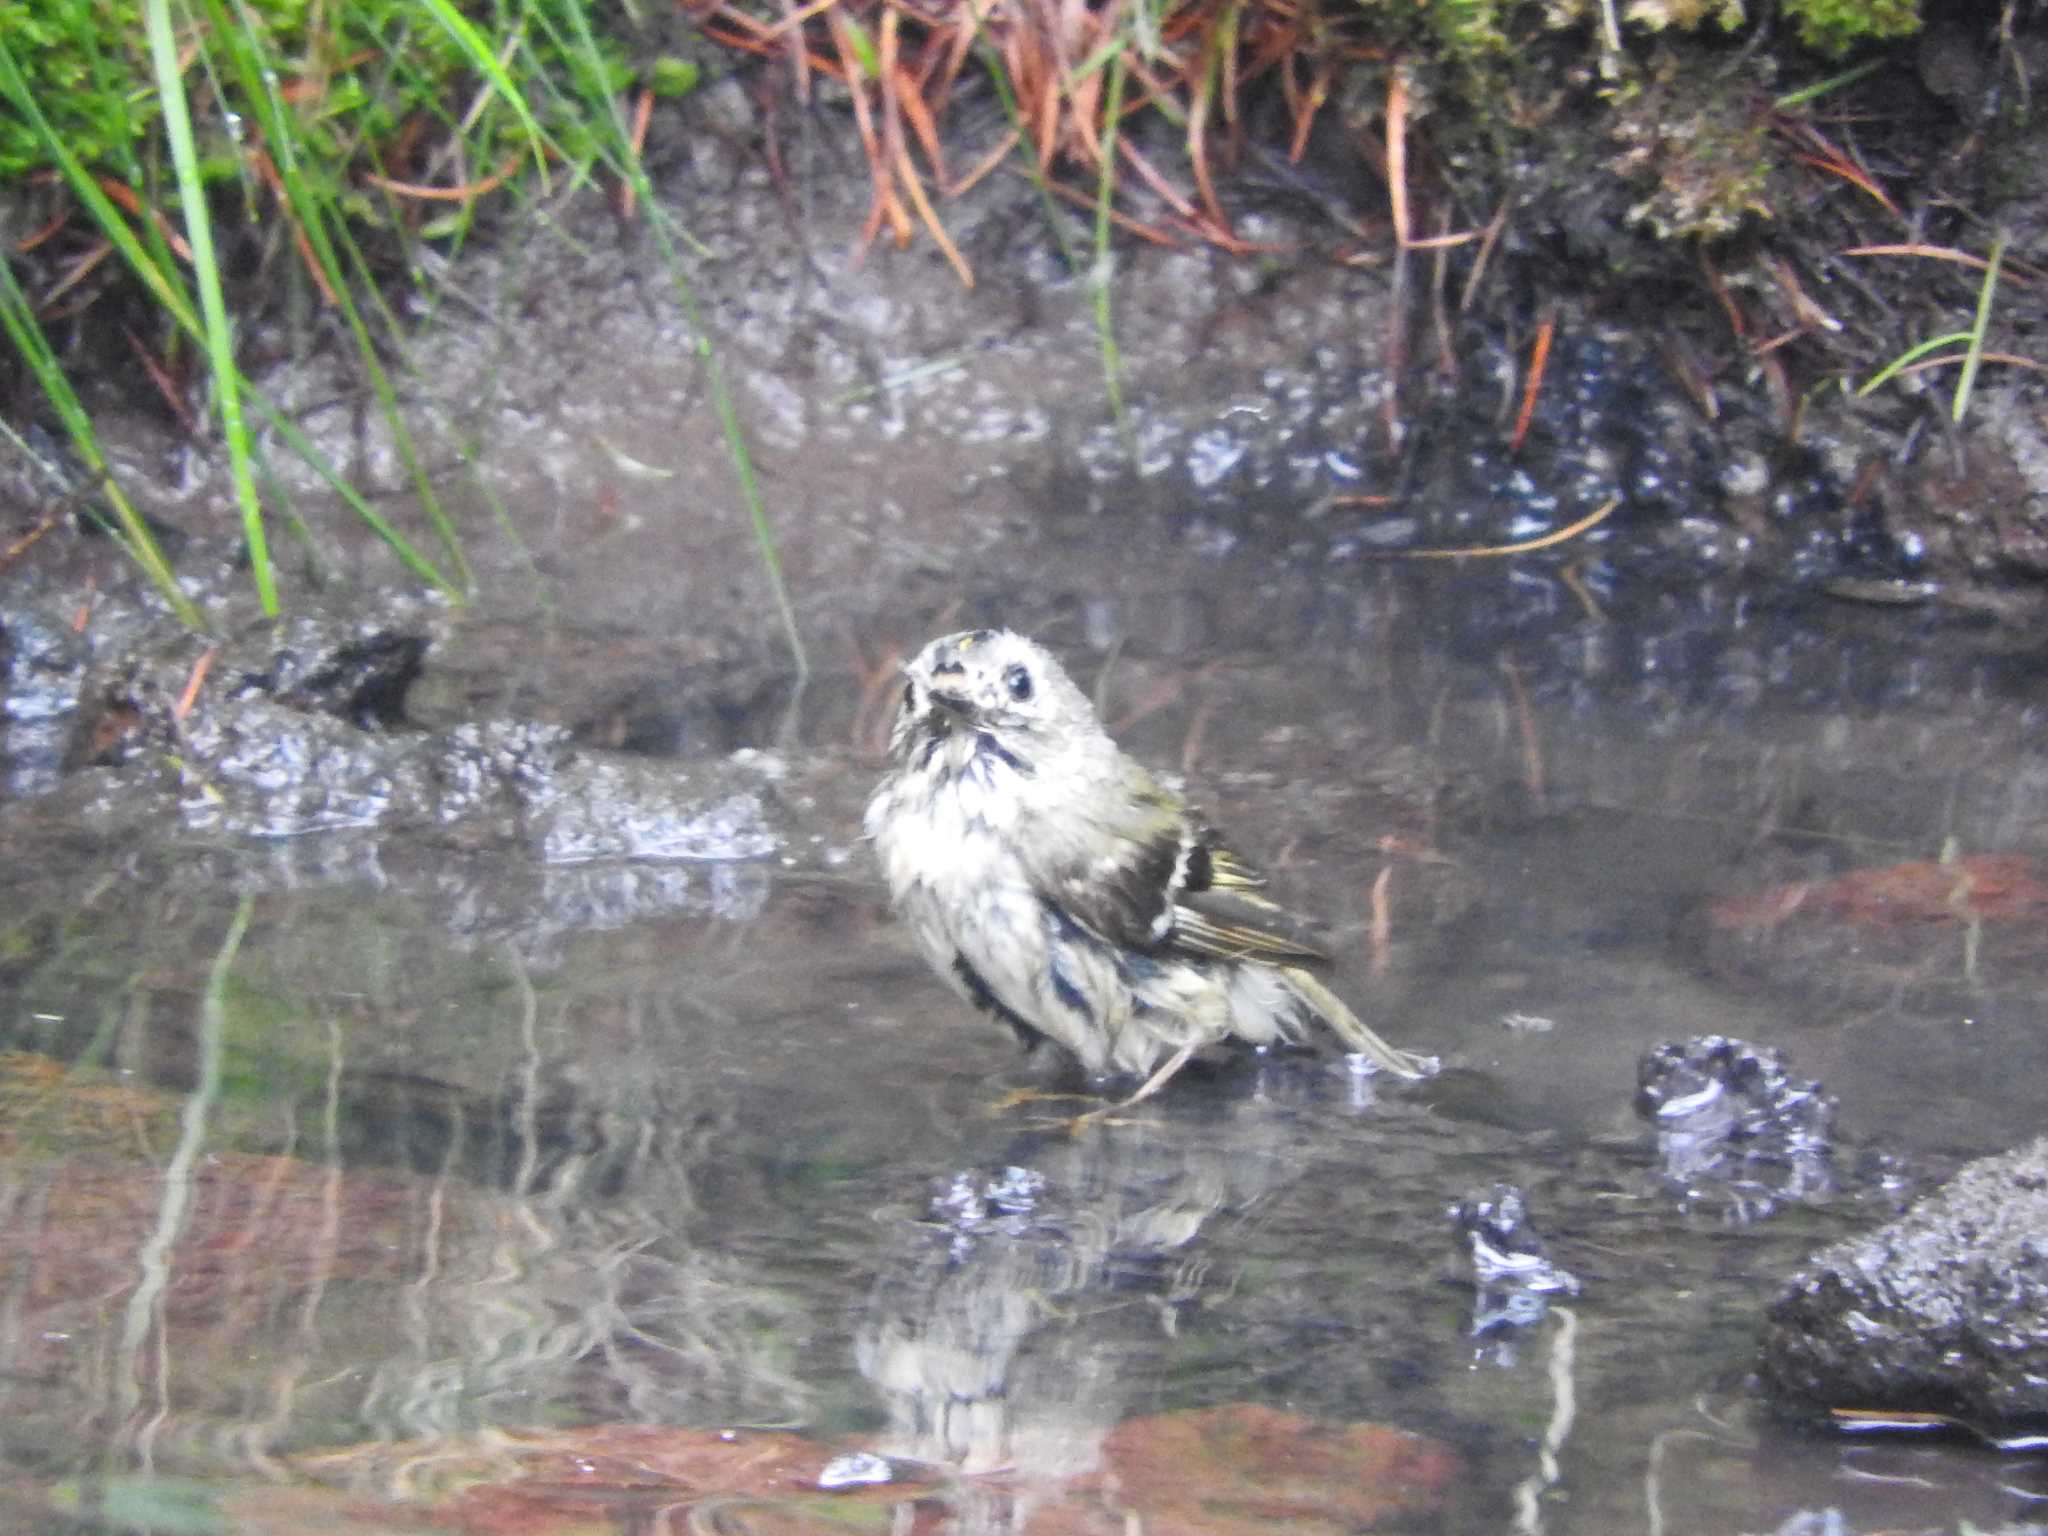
top-left (0, 0), bottom-right (149, 181)
top-left (1550, 0), bottom-right (1920, 53)
top-left (1783, 0), bottom-right (1921, 56)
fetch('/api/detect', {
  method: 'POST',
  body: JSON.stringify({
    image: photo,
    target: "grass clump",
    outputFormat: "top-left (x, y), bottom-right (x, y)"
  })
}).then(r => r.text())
top-left (3, 0), bottom-right (806, 675)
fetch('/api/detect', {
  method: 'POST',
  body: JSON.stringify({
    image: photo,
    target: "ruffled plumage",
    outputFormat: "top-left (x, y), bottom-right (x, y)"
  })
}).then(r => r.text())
top-left (865, 628), bottom-right (1429, 1091)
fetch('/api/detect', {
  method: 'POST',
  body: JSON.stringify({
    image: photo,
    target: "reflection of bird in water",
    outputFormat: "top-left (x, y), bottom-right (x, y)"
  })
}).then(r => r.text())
top-left (855, 1109), bottom-right (1297, 1483)
top-left (865, 630), bottom-right (1431, 1119)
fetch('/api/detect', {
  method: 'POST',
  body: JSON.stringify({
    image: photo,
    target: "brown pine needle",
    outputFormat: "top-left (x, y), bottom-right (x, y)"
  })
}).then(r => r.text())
top-left (1367, 864), bottom-right (1394, 977)
top-left (1187, 64), bottom-right (1224, 229)
top-left (362, 152), bottom-right (523, 202)
top-left (1507, 309), bottom-right (1555, 454)
top-left (1365, 496), bottom-right (1621, 560)
top-left (828, 9), bottom-right (908, 254)
top-left (41, 241), bottom-right (115, 310)
top-left (1403, 231), bottom-right (1479, 250)
top-left (1429, 212), bottom-right (1454, 374)
top-left (1289, 56), bottom-right (1333, 163)
top-left (1116, 138), bottom-right (1201, 221)
top-left (1699, 246), bottom-right (1746, 342)
top-left (1763, 254), bottom-right (1842, 332)
top-left (15, 207), bottom-right (72, 254)
top-left (875, 8), bottom-right (917, 248)
top-left (1042, 176), bottom-right (1183, 245)
top-left (1845, 243), bottom-right (2040, 287)
top-left (1, 506), bottom-right (65, 570)
top-left (96, 175), bottom-right (193, 263)
top-left (174, 647), bottom-right (219, 722)
top-left (1458, 199), bottom-right (1509, 315)
top-left (616, 88), bottom-right (655, 220)
top-left (1559, 561), bottom-right (1604, 622)
top-left (1845, 241), bottom-right (1982, 264)
top-left (1793, 151), bottom-right (1900, 218)
top-left (1894, 351), bottom-right (2048, 380)
top-left (783, 0), bottom-right (814, 97)
top-left (895, 144), bottom-right (974, 286)
top-left (1386, 64), bottom-right (1410, 247)
top-left (949, 127), bottom-right (1022, 197)
top-left (746, 0), bottom-right (845, 44)
top-left (250, 150), bottom-right (341, 306)
top-left (890, 65), bottom-right (949, 184)
top-left (123, 329), bottom-right (201, 436)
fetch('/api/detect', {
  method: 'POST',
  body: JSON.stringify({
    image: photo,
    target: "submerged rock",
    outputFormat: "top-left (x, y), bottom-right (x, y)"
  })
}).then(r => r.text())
top-left (1758, 1135), bottom-right (2048, 1428)
top-left (1637, 1035), bottom-right (1837, 1220)
top-left (1448, 1182), bottom-right (1581, 1351)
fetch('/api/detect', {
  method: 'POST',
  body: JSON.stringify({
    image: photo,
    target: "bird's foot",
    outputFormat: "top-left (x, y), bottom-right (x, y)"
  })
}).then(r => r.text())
top-left (984, 1087), bottom-right (1101, 1119)
top-left (1050, 1100), bottom-right (1158, 1136)
top-left (986, 1089), bottom-right (1158, 1134)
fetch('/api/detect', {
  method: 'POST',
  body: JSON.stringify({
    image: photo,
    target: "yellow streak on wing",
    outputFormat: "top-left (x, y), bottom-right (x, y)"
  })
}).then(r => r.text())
top-left (1171, 907), bottom-right (1325, 967)
top-left (1206, 847), bottom-right (1268, 890)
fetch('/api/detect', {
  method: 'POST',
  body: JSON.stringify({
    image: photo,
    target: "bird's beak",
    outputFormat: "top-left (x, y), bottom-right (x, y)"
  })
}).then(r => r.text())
top-left (927, 688), bottom-right (977, 722)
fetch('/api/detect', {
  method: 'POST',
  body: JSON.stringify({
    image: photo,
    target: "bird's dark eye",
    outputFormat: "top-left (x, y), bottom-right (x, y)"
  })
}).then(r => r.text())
top-left (901, 681), bottom-right (916, 711)
top-left (1004, 663), bottom-right (1033, 702)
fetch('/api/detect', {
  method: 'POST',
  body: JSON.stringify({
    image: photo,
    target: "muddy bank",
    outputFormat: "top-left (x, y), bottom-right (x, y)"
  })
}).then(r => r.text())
top-left (8, 19), bottom-right (2048, 668)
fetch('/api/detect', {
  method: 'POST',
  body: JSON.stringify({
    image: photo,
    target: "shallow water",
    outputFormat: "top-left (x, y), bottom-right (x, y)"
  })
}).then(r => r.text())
top-left (8, 136), bottom-right (2048, 1528)
top-left (4, 560), bottom-right (2047, 1533)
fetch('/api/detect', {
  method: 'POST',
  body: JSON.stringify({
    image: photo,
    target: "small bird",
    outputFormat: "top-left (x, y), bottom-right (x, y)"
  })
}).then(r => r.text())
top-left (864, 628), bottom-right (1430, 1114)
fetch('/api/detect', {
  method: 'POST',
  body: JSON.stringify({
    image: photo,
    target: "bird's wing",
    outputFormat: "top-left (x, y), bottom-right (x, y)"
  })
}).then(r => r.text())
top-left (1044, 781), bottom-right (1331, 968)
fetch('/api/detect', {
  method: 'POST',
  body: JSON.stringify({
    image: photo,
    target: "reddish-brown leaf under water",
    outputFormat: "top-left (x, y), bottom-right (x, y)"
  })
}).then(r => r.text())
top-left (1708, 854), bottom-right (2048, 933)
top-left (279, 1404), bottom-right (1458, 1534)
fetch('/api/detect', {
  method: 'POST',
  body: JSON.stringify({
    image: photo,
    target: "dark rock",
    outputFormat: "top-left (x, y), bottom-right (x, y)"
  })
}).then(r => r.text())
top-left (233, 625), bottom-right (429, 726)
top-left (1758, 1135), bottom-right (2048, 1427)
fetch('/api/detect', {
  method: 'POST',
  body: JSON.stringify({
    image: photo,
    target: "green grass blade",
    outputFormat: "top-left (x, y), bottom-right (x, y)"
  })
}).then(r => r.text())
top-left (541, 1), bottom-right (806, 680)
top-left (205, 0), bottom-right (470, 595)
top-left (1953, 231), bottom-right (2005, 426)
top-left (143, 0), bottom-right (276, 613)
top-left (242, 399), bottom-right (462, 590)
top-left (1093, 51), bottom-right (1131, 457)
top-left (1773, 58), bottom-right (1886, 111)
top-left (1857, 331), bottom-right (1972, 397)
top-left (0, 33), bottom-right (200, 337)
top-left (416, 0), bottom-right (554, 187)
top-left (5, 13), bottom-right (465, 602)
top-left (0, 258), bottom-right (202, 628)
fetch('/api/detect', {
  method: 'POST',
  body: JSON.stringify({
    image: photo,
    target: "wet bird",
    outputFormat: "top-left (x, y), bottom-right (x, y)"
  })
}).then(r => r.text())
top-left (864, 629), bottom-right (1430, 1117)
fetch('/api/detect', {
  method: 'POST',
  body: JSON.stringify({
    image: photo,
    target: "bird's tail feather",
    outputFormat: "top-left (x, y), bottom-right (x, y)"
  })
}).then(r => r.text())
top-left (1281, 967), bottom-right (1433, 1080)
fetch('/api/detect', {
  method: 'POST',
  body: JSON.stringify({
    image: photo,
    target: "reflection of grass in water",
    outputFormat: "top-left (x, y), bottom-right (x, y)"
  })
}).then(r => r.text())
top-left (3, 890), bottom-right (818, 1457)
top-left (0, 1066), bottom-right (816, 1468)
top-left (351, 1106), bottom-right (818, 1446)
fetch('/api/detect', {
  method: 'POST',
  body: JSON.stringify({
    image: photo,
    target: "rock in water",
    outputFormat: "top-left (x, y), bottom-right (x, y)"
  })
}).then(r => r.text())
top-left (1758, 1136), bottom-right (2048, 1428)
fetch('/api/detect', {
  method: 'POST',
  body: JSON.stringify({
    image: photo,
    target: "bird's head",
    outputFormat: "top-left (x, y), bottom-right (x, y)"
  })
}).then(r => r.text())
top-left (889, 629), bottom-right (1100, 774)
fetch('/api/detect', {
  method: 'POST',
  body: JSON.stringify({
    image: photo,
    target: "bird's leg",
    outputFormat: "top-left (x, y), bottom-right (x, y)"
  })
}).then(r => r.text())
top-left (1116, 1043), bottom-right (1199, 1110)
top-left (1060, 1044), bottom-right (1199, 1134)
